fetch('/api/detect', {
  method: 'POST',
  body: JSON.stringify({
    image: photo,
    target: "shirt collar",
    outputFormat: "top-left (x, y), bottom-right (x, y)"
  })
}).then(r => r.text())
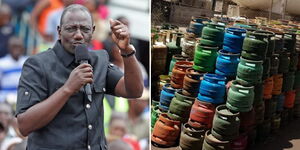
top-left (53, 40), bottom-right (75, 67)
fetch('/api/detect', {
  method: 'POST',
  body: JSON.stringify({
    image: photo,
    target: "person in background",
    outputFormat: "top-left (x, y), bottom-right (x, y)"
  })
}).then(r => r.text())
top-left (126, 90), bottom-right (149, 150)
top-left (126, 96), bottom-right (149, 140)
top-left (0, 123), bottom-right (6, 148)
top-left (0, 102), bottom-right (24, 150)
top-left (0, 103), bottom-right (13, 138)
top-left (108, 139), bottom-right (132, 150)
top-left (81, 0), bottom-right (109, 50)
top-left (0, 37), bottom-right (27, 103)
top-left (29, 0), bottom-right (64, 55)
top-left (107, 112), bottom-right (141, 150)
top-left (0, 4), bottom-right (14, 58)
top-left (2, 0), bottom-right (35, 36)
top-left (29, 0), bottom-right (63, 38)
top-left (102, 23), bottom-right (149, 137)
top-left (97, 0), bottom-right (109, 20)
top-left (106, 112), bottom-right (127, 142)
top-left (106, 91), bottom-right (150, 150)
top-left (102, 16), bottom-right (149, 138)
top-left (74, 0), bottom-right (109, 20)
top-left (103, 93), bottom-right (129, 135)
top-left (45, 0), bottom-right (75, 44)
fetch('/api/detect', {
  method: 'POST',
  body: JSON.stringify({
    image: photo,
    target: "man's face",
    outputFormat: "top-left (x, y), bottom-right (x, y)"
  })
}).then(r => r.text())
top-left (0, 5), bottom-right (11, 26)
top-left (0, 12), bottom-right (10, 26)
top-left (58, 10), bottom-right (94, 53)
top-left (9, 39), bottom-right (24, 60)
top-left (109, 119), bottom-right (126, 138)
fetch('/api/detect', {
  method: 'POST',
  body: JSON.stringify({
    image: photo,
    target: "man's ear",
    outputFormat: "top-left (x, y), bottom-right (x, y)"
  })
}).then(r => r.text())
top-left (57, 26), bottom-right (61, 39)
top-left (92, 25), bottom-right (95, 33)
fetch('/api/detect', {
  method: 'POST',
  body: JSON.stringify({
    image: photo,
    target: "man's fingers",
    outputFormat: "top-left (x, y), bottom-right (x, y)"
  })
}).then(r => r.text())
top-left (109, 19), bottom-right (117, 27)
top-left (110, 19), bottom-right (122, 28)
top-left (120, 32), bottom-right (129, 37)
top-left (83, 72), bottom-right (93, 78)
top-left (112, 19), bottom-right (122, 25)
top-left (77, 63), bottom-right (92, 69)
top-left (112, 25), bottom-right (125, 33)
top-left (112, 26), bottom-right (129, 40)
top-left (86, 78), bottom-right (93, 84)
top-left (109, 19), bottom-right (130, 47)
top-left (112, 25), bottom-right (123, 30)
top-left (81, 67), bottom-right (93, 73)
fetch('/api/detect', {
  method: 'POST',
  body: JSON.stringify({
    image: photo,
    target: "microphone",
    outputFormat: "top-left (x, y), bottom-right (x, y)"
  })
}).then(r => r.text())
top-left (75, 44), bottom-right (92, 102)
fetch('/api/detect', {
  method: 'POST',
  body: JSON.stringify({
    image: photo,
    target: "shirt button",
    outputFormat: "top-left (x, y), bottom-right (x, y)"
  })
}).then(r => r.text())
top-left (87, 145), bottom-right (91, 150)
top-left (88, 124), bottom-right (93, 130)
top-left (86, 104), bottom-right (91, 109)
top-left (25, 91), bottom-right (29, 95)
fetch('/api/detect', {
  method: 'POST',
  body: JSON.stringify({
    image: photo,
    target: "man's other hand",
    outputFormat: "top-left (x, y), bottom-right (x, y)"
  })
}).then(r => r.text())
top-left (109, 19), bottom-right (132, 53)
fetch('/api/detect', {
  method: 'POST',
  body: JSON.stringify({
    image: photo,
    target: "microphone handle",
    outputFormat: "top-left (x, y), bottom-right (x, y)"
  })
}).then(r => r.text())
top-left (85, 84), bottom-right (92, 102)
top-left (80, 60), bottom-right (92, 102)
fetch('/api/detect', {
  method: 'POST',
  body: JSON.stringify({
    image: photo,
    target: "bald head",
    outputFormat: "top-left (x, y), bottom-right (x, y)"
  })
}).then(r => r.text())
top-left (60, 4), bottom-right (93, 26)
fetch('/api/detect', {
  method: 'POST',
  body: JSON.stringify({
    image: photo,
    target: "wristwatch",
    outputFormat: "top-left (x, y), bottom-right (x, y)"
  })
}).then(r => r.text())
top-left (121, 44), bottom-right (136, 58)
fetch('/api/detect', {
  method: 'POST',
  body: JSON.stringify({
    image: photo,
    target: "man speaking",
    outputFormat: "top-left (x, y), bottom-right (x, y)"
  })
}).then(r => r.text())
top-left (15, 4), bottom-right (143, 150)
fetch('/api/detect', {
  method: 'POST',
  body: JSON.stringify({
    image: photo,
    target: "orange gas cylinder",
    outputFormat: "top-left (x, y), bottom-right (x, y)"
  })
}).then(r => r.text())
top-left (284, 90), bottom-right (296, 108)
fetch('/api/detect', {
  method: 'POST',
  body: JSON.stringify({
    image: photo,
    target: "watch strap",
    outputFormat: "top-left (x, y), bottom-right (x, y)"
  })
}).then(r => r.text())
top-left (121, 45), bottom-right (136, 57)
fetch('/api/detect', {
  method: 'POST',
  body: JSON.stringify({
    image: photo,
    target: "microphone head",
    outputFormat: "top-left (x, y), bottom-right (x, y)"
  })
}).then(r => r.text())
top-left (75, 44), bottom-right (90, 63)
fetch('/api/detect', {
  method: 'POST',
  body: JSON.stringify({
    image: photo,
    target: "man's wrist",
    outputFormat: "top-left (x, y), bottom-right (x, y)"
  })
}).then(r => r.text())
top-left (61, 85), bottom-right (73, 96)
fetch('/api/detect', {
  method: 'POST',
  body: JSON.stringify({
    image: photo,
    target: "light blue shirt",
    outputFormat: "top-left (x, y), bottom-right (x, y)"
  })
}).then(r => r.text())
top-left (0, 55), bottom-right (27, 101)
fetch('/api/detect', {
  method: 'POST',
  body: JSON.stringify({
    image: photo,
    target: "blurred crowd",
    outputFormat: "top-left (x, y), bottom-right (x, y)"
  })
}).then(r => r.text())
top-left (0, 0), bottom-right (149, 150)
